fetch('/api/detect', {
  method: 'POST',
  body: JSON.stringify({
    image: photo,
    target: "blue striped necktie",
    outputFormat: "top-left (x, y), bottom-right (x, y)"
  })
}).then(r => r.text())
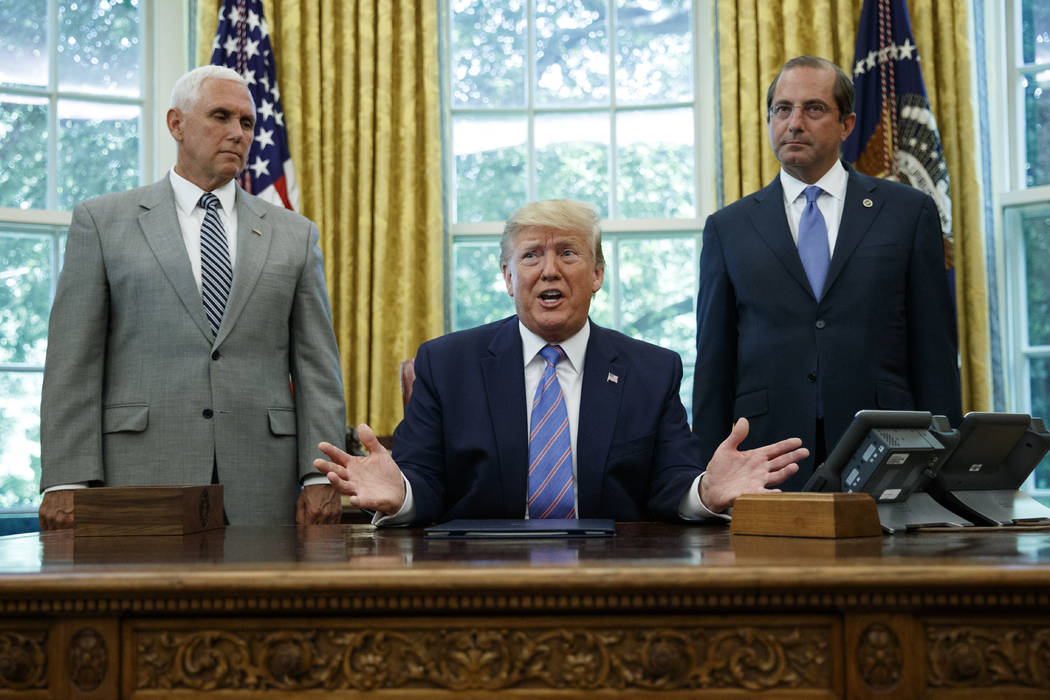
top-left (528, 345), bottom-right (575, 519)
top-left (198, 192), bottom-right (232, 337)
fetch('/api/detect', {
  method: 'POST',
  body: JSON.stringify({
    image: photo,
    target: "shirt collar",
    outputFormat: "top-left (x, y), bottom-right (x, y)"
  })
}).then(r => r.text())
top-left (169, 168), bottom-right (238, 217)
top-left (780, 159), bottom-right (848, 204)
top-left (518, 319), bottom-right (590, 375)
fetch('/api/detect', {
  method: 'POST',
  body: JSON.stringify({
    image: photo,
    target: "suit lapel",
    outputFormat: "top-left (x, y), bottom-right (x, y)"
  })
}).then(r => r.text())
top-left (576, 323), bottom-right (624, 517)
top-left (824, 167), bottom-right (882, 296)
top-left (214, 189), bottom-right (272, 346)
top-left (480, 318), bottom-right (529, 516)
top-left (746, 177), bottom-right (815, 298)
top-left (137, 180), bottom-right (212, 341)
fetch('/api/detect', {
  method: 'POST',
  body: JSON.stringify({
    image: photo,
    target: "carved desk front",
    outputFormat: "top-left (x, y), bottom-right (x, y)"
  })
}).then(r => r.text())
top-left (1, 523), bottom-right (1049, 699)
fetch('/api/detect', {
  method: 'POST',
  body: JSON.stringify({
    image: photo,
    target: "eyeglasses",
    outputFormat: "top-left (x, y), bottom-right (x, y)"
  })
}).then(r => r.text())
top-left (768, 103), bottom-right (838, 121)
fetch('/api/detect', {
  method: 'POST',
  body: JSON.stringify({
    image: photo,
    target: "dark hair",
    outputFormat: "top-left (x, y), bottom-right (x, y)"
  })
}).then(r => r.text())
top-left (766, 56), bottom-right (854, 123)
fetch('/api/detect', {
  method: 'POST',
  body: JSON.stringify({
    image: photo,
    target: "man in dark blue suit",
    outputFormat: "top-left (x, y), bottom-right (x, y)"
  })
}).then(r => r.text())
top-left (316, 200), bottom-right (808, 525)
top-left (692, 56), bottom-right (962, 491)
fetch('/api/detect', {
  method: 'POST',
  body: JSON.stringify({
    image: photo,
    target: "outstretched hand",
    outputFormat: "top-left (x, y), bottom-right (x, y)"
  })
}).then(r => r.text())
top-left (699, 417), bottom-right (808, 513)
top-left (314, 423), bottom-right (407, 515)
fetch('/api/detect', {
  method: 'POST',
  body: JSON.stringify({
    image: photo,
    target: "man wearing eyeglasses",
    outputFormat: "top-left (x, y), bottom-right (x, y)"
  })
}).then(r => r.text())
top-left (691, 55), bottom-right (962, 490)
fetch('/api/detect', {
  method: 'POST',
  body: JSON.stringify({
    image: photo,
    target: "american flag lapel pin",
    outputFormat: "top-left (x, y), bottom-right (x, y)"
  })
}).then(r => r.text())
top-left (606, 372), bottom-right (619, 384)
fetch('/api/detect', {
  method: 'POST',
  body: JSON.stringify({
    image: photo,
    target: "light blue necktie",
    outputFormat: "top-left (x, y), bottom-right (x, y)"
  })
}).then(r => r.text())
top-left (528, 345), bottom-right (575, 519)
top-left (798, 185), bottom-right (830, 300)
top-left (199, 192), bottom-right (232, 337)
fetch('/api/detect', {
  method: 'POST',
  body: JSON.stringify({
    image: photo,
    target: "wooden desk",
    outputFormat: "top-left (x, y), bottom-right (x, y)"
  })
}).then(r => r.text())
top-left (1, 523), bottom-right (1049, 699)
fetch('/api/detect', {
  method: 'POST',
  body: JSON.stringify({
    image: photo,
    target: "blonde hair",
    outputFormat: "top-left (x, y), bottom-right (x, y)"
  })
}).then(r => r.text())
top-left (500, 199), bottom-right (605, 268)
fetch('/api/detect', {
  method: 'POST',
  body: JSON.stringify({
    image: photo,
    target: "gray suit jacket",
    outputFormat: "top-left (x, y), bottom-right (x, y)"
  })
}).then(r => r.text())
top-left (40, 177), bottom-right (346, 524)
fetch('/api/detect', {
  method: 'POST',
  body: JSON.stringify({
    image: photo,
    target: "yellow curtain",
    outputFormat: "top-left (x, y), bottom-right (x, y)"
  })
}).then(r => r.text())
top-left (717, 0), bottom-right (991, 413)
top-left (197, 1), bottom-right (444, 435)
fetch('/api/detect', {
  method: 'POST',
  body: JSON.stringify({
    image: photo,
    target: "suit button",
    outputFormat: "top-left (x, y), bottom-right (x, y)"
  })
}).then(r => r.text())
top-left (807, 373), bottom-right (817, 382)
top-left (211, 350), bottom-right (221, 360)
top-left (815, 319), bottom-right (826, 329)
top-left (202, 409), bottom-right (214, 419)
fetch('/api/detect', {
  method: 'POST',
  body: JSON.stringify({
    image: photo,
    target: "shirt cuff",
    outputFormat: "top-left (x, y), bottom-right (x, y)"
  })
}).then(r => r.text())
top-left (372, 474), bottom-right (416, 527)
top-left (678, 473), bottom-right (731, 522)
top-left (300, 474), bottom-right (329, 488)
top-left (42, 482), bottom-right (90, 494)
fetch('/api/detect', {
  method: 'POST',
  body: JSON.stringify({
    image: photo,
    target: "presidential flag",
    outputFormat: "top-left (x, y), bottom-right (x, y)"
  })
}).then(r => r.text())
top-left (209, 0), bottom-right (299, 211)
top-left (842, 0), bottom-right (953, 285)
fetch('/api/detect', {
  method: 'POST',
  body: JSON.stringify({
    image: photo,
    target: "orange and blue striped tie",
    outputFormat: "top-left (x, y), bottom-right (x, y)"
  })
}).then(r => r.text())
top-left (528, 345), bottom-right (575, 519)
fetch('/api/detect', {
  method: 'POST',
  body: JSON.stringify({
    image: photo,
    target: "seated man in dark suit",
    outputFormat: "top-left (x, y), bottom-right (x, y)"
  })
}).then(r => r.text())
top-left (316, 200), bottom-right (809, 525)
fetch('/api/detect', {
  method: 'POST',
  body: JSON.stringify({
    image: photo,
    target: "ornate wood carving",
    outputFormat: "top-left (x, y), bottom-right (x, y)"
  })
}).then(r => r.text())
top-left (133, 623), bottom-right (834, 692)
top-left (68, 627), bottom-right (107, 692)
top-left (856, 622), bottom-right (902, 691)
top-left (0, 631), bottom-right (47, 690)
top-left (6, 587), bottom-right (1048, 618)
top-left (926, 623), bottom-right (1050, 690)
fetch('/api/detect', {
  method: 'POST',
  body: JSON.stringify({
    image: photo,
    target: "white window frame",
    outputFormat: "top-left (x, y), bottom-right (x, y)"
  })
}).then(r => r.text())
top-left (985, 0), bottom-right (1050, 497)
top-left (442, 0), bottom-right (719, 312)
top-left (0, 0), bottom-right (189, 512)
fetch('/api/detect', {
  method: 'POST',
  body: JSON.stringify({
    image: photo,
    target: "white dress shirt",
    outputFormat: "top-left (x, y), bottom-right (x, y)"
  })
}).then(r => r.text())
top-left (779, 159), bottom-right (849, 256)
top-left (169, 168), bottom-right (238, 291)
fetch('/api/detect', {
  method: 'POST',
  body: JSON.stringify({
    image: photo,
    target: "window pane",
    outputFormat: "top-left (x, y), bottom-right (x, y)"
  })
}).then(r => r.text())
top-left (535, 112), bottom-right (609, 215)
top-left (1029, 357), bottom-right (1050, 490)
top-left (1021, 0), bottom-right (1050, 65)
top-left (57, 0), bottom-right (141, 97)
top-left (451, 0), bottom-right (526, 108)
top-left (451, 239), bottom-right (513, 330)
top-left (1021, 204), bottom-right (1050, 346)
top-left (0, 0), bottom-right (48, 88)
top-left (0, 95), bottom-right (48, 209)
top-left (617, 108), bottom-right (695, 218)
top-left (0, 232), bottom-right (53, 365)
top-left (453, 114), bottom-right (527, 223)
top-left (615, 0), bottom-right (693, 104)
top-left (1023, 71), bottom-right (1050, 187)
top-left (0, 371), bottom-right (43, 509)
top-left (57, 99), bottom-right (139, 210)
top-left (618, 236), bottom-right (696, 414)
top-left (536, 0), bottom-right (608, 106)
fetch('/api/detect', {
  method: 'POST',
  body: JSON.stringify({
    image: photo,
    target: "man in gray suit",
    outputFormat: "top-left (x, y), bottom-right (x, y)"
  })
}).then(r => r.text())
top-left (38, 65), bottom-right (347, 528)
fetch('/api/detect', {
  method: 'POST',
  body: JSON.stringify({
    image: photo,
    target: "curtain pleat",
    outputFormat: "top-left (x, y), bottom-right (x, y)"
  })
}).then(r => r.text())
top-left (197, 0), bottom-right (444, 435)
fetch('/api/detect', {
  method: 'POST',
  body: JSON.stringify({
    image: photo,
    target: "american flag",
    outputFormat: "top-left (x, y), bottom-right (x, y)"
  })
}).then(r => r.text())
top-left (209, 0), bottom-right (299, 211)
top-left (841, 0), bottom-right (953, 291)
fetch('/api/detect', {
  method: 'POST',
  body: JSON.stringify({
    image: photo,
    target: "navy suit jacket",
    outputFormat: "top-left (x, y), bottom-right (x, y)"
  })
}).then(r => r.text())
top-left (391, 316), bottom-right (704, 524)
top-left (692, 165), bottom-right (962, 490)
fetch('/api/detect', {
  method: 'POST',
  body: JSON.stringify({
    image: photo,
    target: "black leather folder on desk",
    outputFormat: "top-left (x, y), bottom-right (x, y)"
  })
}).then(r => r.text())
top-left (424, 518), bottom-right (616, 539)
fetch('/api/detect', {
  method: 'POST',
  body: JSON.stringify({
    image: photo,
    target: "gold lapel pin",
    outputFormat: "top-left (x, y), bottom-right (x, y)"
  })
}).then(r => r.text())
top-left (862, 198), bottom-right (874, 208)
top-left (252, 228), bottom-right (263, 236)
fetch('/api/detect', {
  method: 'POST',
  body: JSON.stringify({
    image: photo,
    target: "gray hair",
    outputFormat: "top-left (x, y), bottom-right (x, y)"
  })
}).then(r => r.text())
top-left (170, 65), bottom-right (252, 112)
top-left (500, 199), bottom-right (605, 269)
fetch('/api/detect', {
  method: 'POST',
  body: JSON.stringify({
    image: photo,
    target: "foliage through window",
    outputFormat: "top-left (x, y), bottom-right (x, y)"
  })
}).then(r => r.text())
top-left (1003, 0), bottom-right (1050, 495)
top-left (0, 0), bottom-right (144, 510)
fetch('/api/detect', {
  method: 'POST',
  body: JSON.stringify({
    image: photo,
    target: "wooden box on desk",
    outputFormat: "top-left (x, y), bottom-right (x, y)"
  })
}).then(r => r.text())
top-left (73, 485), bottom-right (224, 536)
top-left (730, 492), bottom-right (882, 538)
